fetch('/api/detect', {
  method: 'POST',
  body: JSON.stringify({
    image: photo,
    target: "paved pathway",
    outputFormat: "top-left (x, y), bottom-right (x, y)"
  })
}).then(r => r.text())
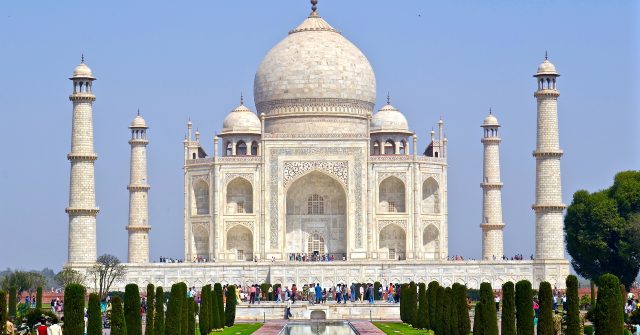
top-left (252, 321), bottom-right (288, 335)
top-left (350, 321), bottom-right (386, 335)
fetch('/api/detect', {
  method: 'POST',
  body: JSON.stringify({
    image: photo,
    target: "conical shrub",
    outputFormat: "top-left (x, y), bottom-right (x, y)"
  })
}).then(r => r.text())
top-left (515, 280), bottom-right (533, 335)
top-left (64, 284), bottom-right (86, 335)
top-left (187, 298), bottom-right (195, 335)
top-left (214, 284), bottom-right (224, 328)
top-left (224, 285), bottom-right (237, 327)
top-left (417, 283), bottom-right (428, 329)
top-left (594, 273), bottom-right (624, 335)
top-left (154, 287), bottom-right (165, 335)
top-left (165, 284), bottom-right (182, 335)
top-left (427, 281), bottom-right (439, 330)
top-left (111, 296), bottom-right (128, 335)
top-left (537, 281), bottom-right (554, 335)
top-left (453, 283), bottom-right (470, 335)
top-left (565, 275), bottom-right (581, 335)
top-left (145, 284), bottom-right (155, 335)
top-left (479, 282), bottom-right (498, 335)
top-left (87, 293), bottom-right (102, 335)
top-left (125, 284), bottom-right (142, 335)
top-left (198, 285), bottom-right (209, 335)
top-left (501, 282), bottom-right (516, 335)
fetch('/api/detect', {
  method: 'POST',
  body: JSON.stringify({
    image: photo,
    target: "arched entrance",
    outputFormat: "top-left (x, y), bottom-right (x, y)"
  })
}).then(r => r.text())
top-left (379, 224), bottom-right (406, 260)
top-left (226, 225), bottom-right (253, 261)
top-left (286, 171), bottom-right (347, 258)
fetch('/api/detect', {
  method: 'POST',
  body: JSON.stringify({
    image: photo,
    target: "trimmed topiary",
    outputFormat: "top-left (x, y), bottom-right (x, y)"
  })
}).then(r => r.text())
top-left (165, 284), bottom-right (182, 335)
top-left (214, 284), bottom-right (224, 328)
top-left (453, 283), bottom-right (470, 335)
top-left (472, 301), bottom-right (483, 335)
top-left (124, 284), bottom-right (142, 335)
top-left (427, 281), bottom-right (439, 331)
top-left (417, 283), bottom-right (428, 329)
top-left (225, 285), bottom-right (237, 327)
top-left (408, 282), bottom-right (418, 327)
top-left (211, 286), bottom-right (221, 330)
top-left (64, 284), bottom-right (86, 335)
top-left (187, 298), bottom-right (195, 335)
top-left (442, 287), bottom-right (453, 335)
top-left (594, 273), bottom-right (624, 335)
top-left (537, 282), bottom-right (554, 335)
top-left (399, 283), bottom-right (406, 323)
top-left (515, 280), bottom-right (534, 335)
top-left (565, 275), bottom-right (581, 335)
top-left (145, 284), bottom-right (155, 335)
top-left (178, 283), bottom-right (188, 335)
top-left (198, 285), bottom-right (209, 335)
top-left (88, 293), bottom-right (102, 335)
top-left (479, 282), bottom-right (498, 335)
top-left (111, 296), bottom-right (127, 335)
top-left (501, 282), bottom-right (516, 335)
top-left (36, 286), bottom-right (43, 311)
top-left (0, 291), bottom-right (7, 335)
top-left (8, 287), bottom-right (16, 318)
top-left (154, 287), bottom-right (165, 335)
top-left (436, 286), bottom-right (445, 335)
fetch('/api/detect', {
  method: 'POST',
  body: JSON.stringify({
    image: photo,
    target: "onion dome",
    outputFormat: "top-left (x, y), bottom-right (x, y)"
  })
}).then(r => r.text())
top-left (371, 103), bottom-right (411, 134)
top-left (221, 102), bottom-right (261, 134)
top-left (130, 113), bottom-right (148, 129)
top-left (535, 52), bottom-right (559, 77)
top-left (70, 58), bottom-right (95, 79)
top-left (482, 112), bottom-right (500, 127)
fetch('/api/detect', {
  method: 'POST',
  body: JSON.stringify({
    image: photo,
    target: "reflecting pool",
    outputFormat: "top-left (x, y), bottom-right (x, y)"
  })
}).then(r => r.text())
top-left (280, 322), bottom-right (358, 335)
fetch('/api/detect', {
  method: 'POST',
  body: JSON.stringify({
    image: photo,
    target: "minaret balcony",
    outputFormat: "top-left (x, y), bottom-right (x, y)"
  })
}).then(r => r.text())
top-left (67, 153), bottom-right (98, 161)
top-left (65, 207), bottom-right (100, 215)
top-left (532, 149), bottom-right (563, 158)
top-left (68, 93), bottom-right (96, 101)
top-left (480, 182), bottom-right (503, 189)
top-left (127, 184), bottom-right (150, 191)
top-left (531, 204), bottom-right (567, 211)
top-left (533, 90), bottom-right (560, 98)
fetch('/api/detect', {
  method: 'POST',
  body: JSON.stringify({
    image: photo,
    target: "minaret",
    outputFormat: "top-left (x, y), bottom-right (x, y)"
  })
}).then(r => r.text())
top-left (533, 54), bottom-right (565, 260)
top-left (66, 57), bottom-right (99, 264)
top-left (127, 112), bottom-right (151, 263)
top-left (480, 110), bottom-right (505, 260)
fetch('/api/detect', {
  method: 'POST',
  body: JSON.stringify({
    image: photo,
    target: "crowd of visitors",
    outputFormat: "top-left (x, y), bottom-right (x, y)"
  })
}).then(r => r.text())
top-left (286, 253), bottom-right (346, 262)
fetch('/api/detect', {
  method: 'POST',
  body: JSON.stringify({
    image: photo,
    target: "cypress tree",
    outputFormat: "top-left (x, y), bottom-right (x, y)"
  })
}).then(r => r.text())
top-left (454, 284), bottom-right (471, 335)
top-left (408, 282), bottom-right (418, 327)
top-left (435, 286), bottom-right (445, 335)
top-left (479, 282), bottom-right (498, 335)
top-left (537, 281), bottom-right (554, 335)
top-left (64, 284), bottom-right (86, 335)
top-left (112, 296), bottom-right (128, 335)
top-left (501, 282), bottom-right (516, 335)
top-left (88, 293), bottom-right (102, 335)
top-left (187, 298), bottom-right (195, 335)
top-left (207, 287), bottom-right (215, 330)
top-left (473, 301), bottom-right (483, 335)
top-left (224, 285), bottom-right (237, 327)
top-left (125, 284), bottom-right (142, 335)
top-left (427, 281), bottom-right (439, 330)
top-left (442, 287), bottom-right (453, 335)
top-left (374, 282), bottom-right (382, 300)
top-left (594, 274), bottom-right (623, 335)
top-left (165, 284), bottom-right (182, 335)
top-left (0, 291), bottom-right (8, 335)
top-left (146, 284), bottom-right (155, 335)
top-left (565, 275), bottom-right (581, 335)
top-left (36, 286), bottom-right (43, 311)
top-left (8, 287), bottom-right (16, 318)
top-left (210, 286), bottom-right (221, 329)
top-left (417, 283), bottom-right (428, 329)
top-left (515, 280), bottom-right (534, 335)
top-left (179, 283), bottom-right (188, 335)
top-left (399, 283), bottom-right (407, 323)
top-left (214, 284), bottom-right (224, 328)
top-left (154, 287), bottom-right (165, 335)
top-left (198, 285), bottom-right (209, 335)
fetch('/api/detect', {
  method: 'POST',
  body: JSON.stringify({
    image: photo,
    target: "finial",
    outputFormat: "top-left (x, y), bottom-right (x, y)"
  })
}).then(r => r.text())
top-left (311, 0), bottom-right (318, 13)
top-left (81, 54), bottom-right (85, 63)
top-left (137, 108), bottom-right (140, 116)
top-left (387, 92), bottom-right (390, 105)
top-left (240, 92), bottom-right (244, 105)
top-left (545, 50), bottom-right (548, 60)
top-left (489, 107), bottom-right (492, 114)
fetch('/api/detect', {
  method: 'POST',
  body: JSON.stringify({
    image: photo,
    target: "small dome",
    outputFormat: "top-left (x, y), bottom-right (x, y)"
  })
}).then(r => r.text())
top-left (130, 114), bottom-right (147, 128)
top-left (482, 113), bottom-right (500, 127)
top-left (71, 62), bottom-right (95, 79)
top-left (221, 104), bottom-right (261, 134)
top-left (371, 104), bottom-right (410, 133)
top-left (535, 59), bottom-right (558, 77)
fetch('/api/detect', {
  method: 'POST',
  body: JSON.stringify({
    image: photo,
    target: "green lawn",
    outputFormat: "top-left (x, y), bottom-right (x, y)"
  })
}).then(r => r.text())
top-left (218, 323), bottom-right (263, 335)
top-left (373, 322), bottom-right (433, 335)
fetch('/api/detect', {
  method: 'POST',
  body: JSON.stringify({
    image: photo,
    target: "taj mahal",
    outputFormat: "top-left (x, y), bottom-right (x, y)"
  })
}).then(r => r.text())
top-left (66, 1), bottom-right (570, 290)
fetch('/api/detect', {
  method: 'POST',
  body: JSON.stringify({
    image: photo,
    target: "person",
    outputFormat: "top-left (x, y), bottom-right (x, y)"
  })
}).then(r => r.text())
top-left (16, 318), bottom-right (29, 335)
top-left (255, 285), bottom-right (261, 304)
top-left (378, 285), bottom-right (383, 301)
top-left (495, 294), bottom-right (501, 311)
top-left (315, 283), bottom-right (322, 304)
top-left (284, 298), bottom-right (293, 320)
top-left (276, 286), bottom-right (282, 303)
top-left (268, 286), bottom-right (273, 301)
top-left (291, 284), bottom-right (297, 304)
top-left (36, 319), bottom-right (48, 335)
top-left (359, 285), bottom-right (364, 303)
top-left (387, 284), bottom-right (395, 303)
top-left (322, 288), bottom-right (327, 304)
top-left (350, 283), bottom-right (356, 303)
top-left (368, 284), bottom-right (375, 304)
top-left (335, 285), bottom-right (341, 304)
top-left (48, 319), bottom-right (62, 335)
top-left (6, 317), bottom-right (16, 335)
top-left (249, 285), bottom-right (256, 304)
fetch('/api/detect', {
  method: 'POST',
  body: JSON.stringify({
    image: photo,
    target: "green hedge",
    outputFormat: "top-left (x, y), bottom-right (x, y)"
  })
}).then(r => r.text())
top-left (453, 283), bottom-right (470, 335)
top-left (594, 274), bottom-right (624, 335)
top-left (225, 285), bottom-right (237, 327)
top-left (214, 284), bottom-right (224, 328)
top-left (399, 283), bottom-right (407, 323)
top-left (0, 291), bottom-right (7, 335)
top-left (64, 284), bottom-right (86, 335)
top-left (145, 284), bottom-right (155, 335)
top-left (565, 275), bottom-right (581, 335)
top-left (211, 285), bottom-right (222, 329)
top-left (416, 283), bottom-right (428, 329)
top-left (199, 285), bottom-right (209, 335)
top-left (154, 286), bottom-right (165, 335)
top-left (88, 293), bottom-right (102, 335)
top-left (537, 282), bottom-right (554, 335)
top-left (36, 287), bottom-right (43, 311)
top-left (8, 287), bottom-right (16, 318)
top-left (408, 282), bottom-right (417, 327)
top-left (111, 296), bottom-right (127, 335)
top-left (501, 282), bottom-right (516, 335)
top-left (187, 298), bottom-right (195, 335)
top-left (179, 283), bottom-right (188, 335)
top-left (427, 281), bottom-right (439, 331)
top-left (165, 284), bottom-right (182, 335)
top-left (125, 284), bottom-right (142, 335)
top-left (435, 286), bottom-right (445, 334)
top-left (515, 280), bottom-right (533, 335)
top-left (477, 282), bottom-right (498, 335)
top-left (472, 301), bottom-right (482, 335)
top-left (442, 287), bottom-right (453, 335)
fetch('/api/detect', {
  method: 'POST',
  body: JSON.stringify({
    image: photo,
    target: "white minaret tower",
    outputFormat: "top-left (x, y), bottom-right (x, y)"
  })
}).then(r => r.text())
top-left (126, 111), bottom-right (151, 263)
top-left (66, 56), bottom-right (99, 264)
top-left (480, 110), bottom-right (505, 260)
top-left (533, 53), bottom-right (565, 260)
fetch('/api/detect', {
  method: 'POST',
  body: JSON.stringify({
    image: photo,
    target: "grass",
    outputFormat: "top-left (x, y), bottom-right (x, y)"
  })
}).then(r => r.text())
top-left (373, 322), bottom-right (433, 335)
top-left (217, 323), bottom-right (263, 335)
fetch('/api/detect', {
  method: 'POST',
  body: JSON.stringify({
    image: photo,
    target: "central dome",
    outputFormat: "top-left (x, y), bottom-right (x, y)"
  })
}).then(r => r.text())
top-left (254, 11), bottom-right (376, 123)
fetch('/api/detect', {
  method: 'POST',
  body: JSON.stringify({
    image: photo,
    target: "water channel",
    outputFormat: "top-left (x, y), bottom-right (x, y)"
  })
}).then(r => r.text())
top-left (279, 322), bottom-right (358, 335)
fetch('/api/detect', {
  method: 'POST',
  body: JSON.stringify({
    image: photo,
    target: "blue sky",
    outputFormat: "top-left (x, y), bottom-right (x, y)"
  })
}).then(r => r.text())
top-left (0, 0), bottom-right (637, 269)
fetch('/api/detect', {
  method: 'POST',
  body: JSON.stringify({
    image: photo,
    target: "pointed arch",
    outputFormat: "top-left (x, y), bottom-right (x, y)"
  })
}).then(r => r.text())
top-left (422, 177), bottom-right (440, 214)
top-left (226, 177), bottom-right (253, 214)
top-left (193, 180), bottom-right (210, 215)
top-left (227, 225), bottom-right (253, 261)
top-left (236, 140), bottom-right (247, 155)
top-left (251, 141), bottom-right (259, 155)
top-left (192, 225), bottom-right (209, 258)
top-left (422, 224), bottom-right (439, 258)
top-left (379, 223), bottom-right (406, 260)
top-left (379, 176), bottom-right (405, 213)
top-left (383, 139), bottom-right (395, 155)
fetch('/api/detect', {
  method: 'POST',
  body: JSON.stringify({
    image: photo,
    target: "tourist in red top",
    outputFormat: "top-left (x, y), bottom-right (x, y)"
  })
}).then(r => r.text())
top-left (37, 319), bottom-right (48, 335)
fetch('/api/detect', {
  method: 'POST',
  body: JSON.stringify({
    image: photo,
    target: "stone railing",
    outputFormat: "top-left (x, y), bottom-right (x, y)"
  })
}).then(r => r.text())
top-left (185, 158), bottom-right (213, 166)
top-left (218, 156), bottom-right (261, 163)
top-left (369, 155), bottom-right (446, 163)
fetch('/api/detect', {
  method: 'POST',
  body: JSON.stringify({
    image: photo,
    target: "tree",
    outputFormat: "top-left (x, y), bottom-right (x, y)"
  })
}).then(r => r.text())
top-left (478, 282), bottom-right (498, 335)
top-left (594, 273), bottom-right (624, 335)
top-left (125, 284), bottom-right (142, 335)
top-left (54, 268), bottom-right (86, 288)
top-left (472, 301), bottom-right (483, 335)
top-left (453, 284), bottom-right (471, 335)
top-left (1, 271), bottom-right (47, 296)
top-left (145, 284), bottom-right (155, 335)
top-left (565, 171), bottom-right (640, 290)
top-left (417, 283), bottom-right (428, 329)
top-left (165, 284), bottom-right (182, 335)
top-left (399, 283), bottom-right (407, 323)
top-left (64, 284), bottom-right (87, 335)
top-left (225, 285), bottom-right (237, 327)
top-left (442, 287), bottom-right (453, 335)
top-left (515, 280), bottom-right (534, 335)
top-left (435, 286), bottom-right (445, 335)
top-left (214, 283), bottom-right (224, 329)
top-left (111, 296), bottom-right (128, 335)
top-left (36, 286), bottom-right (43, 310)
top-left (211, 285), bottom-right (221, 329)
top-left (501, 282), bottom-right (516, 335)
top-left (154, 286), bottom-right (165, 335)
top-left (408, 282), bottom-right (418, 327)
top-left (88, 254), bottom-right (127, 299)
top-left (198, 285), bottom-right (209, 335)
top-left (0, 291), bottom-right (7, 335)
top-left (537, 282), bottom-right (554, 335)
top-left (187, 298), bottom-right (195, 335)
top-left (8, 287), bottom-right (16, 318)
top-left (564, 275), bottom-right (581, 335)
top-left (179, 283), bottom-right (188, 335)
top-left (427, 281), bottom-right (439, 330)
top-left (88, 293), bottom-right (102, 335)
